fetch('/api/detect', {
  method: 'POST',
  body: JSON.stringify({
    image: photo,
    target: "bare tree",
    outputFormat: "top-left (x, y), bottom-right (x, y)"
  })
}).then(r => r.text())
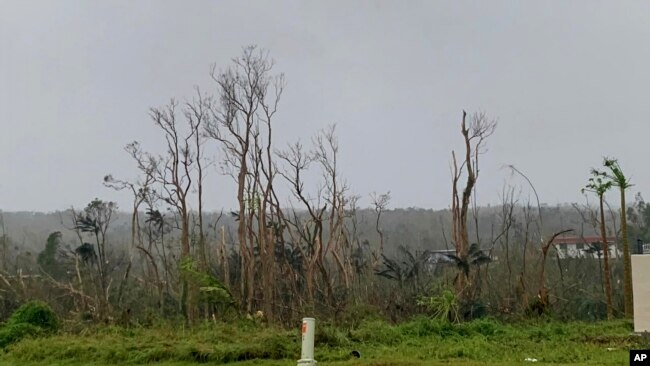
top-left (0, 213), bottom-right (7, 271)
top-left (498, 185), bottom-right (517, 300)
top-left (185, 89), bottom-right (212, 271)
top-left (277, 141), bottom-right (324, 309)
top-left (505, 164), bottom-right (570, 313)
top-left (205, 45), bottom-right (284, 315)
top-left (450, 111), bottom-right (497, 298)
top-left (370, 191), bottom-right (391, 267)
top-left (104, 143), bottom-right (156, 308)
top-left (537, 229), bottom-right (573, 314)
top-left (277, 125), bottom-right (354, 313)
top-left (313, 125), bottom-right (352, 296)
top-left (145, 99), bottom-right (200, 323)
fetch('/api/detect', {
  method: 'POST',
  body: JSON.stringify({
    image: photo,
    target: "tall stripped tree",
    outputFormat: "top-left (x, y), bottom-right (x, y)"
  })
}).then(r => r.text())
top-left (583, 171), bottom-right (614, 319)
top-left (370, 191), bottom-right (391, 267)
top-left (185, 89), bottom-right (211, 271)
top-left (104, 142), bottom-right (156, 308)
top-left (600, 157), bottom-right (633, 318)
top-left (104, 142), bottom-right (161, 306)
top-left (314, 125), bottom-right (353, 298)
top-left (537, 229), bottom-right (573, 314)
top-left (205, 45), bottom-right (285, 315)
top-left (255, 74), bottom-right (285, 322)
top-left (450, 111), bottom-right (496, 299)
top-left (505, 165), bottom-right (573, 313)
top-left (278, 125), bottom-right (352, 314)
top-left (0, 213), bottom-right (7, 271)
top-left (277, 141), bottom-right (324, 309)
top-left (145, 96), bottom-right (210, 323)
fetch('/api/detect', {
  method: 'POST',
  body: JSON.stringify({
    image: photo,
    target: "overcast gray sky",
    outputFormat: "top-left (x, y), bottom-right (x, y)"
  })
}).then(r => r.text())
top-left (2, 1), bottom-right (650, 212)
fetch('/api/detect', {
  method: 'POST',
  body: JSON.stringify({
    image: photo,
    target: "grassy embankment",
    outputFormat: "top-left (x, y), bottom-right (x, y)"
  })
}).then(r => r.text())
top-left (0, 316), bottom-right (647, 365)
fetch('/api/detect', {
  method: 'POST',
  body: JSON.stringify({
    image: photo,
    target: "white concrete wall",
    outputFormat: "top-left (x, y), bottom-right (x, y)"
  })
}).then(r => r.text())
top-left (632, 255), bottom-right (650, 332)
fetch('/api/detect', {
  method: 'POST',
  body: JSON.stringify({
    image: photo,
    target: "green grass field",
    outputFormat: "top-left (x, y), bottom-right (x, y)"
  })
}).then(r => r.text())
top-left (0, 317), bottom-right (646, 365)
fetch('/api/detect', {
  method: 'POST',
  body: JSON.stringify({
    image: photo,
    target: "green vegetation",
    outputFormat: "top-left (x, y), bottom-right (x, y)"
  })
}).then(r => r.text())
top-left (0, 317), bottom-right (646, 365)
top-left (0, 323), bottom-right (42, 349)
top-left (37, 231), bottom-right (64, 279)
top-left (7, 301), bottom-right (59, 332)
top-left (0, 301), bottom-right (58, 348)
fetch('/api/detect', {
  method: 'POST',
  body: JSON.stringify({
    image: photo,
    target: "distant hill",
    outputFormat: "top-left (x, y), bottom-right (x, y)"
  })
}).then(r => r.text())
top-left (0, 203), bottom-right (610, 259)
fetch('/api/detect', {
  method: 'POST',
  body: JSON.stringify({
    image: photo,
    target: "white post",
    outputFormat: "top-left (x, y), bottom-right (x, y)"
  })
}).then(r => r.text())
top-left (297, 317), bottom-right (317, 366)
top-left (632, 255), bottom-right (650, 332)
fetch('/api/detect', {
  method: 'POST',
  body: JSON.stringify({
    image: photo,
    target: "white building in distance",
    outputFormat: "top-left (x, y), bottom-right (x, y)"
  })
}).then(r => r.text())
top-left (552, 235), bottom-right (620, 259)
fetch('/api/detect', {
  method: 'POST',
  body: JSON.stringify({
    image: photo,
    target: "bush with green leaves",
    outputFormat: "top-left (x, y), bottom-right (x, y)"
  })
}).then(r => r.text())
top-left (179, 257), bottom-right (236, 314)
top-left (417, 290), bottom-right (460, 323)
top-left (7, 301), bottom-right (59, 332)
top-left (0, 323), bottom-right (42, 348)
top-left (0, 301), bottom-right (58, 348)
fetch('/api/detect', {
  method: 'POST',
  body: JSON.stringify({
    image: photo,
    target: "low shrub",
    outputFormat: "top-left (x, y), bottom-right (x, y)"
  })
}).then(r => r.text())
top-left (0, 301), bottom-right (58, 348)
top-left (458, 317), bottom-right (505, 337)
top-left (7, 301), bottom-right (59, 332)
top-left (350, 319), bottom-right (403, 344)
top-left (0, 323), bottom-right (42, 348)
top-left (315, 323), bottom-right (351, 347)
top-left (337, 303), bottom-right (382, 328)
top-left (398, 316), bottom-right (452, 337)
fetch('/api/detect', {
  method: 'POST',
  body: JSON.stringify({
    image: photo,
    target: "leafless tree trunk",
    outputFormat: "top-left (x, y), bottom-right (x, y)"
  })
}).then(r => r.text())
top-left (0, 214), bottom-right (7, 272)
top-left (206, 45), bottom-right (284, 315)
top-left (186, 89), bottom-right (210, 271)
top-left (450, 111), bottom-right (496, 299)
top-left (538, 229), bottom-right (573, 313)
top-left (104, 147), bottom-right (155, 308)
top-left (501, 186), bottom-right (516, 296)
top-left (277, 125), bottom-right (355, 316)
top-left (599, 195), bottom-right (614, 319)
top-left (315, 125), bottom-right (351, 297)
top-left (146, 99), bottom-right (199, 323)
top-left (278, 142), bottom-right (324, 309)
top-left (219, 226), bottom-right (230, 289)
top-left (371, 191), bottom-right (391, 267)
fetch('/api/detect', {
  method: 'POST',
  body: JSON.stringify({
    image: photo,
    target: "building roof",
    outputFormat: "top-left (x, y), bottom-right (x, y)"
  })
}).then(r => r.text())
top-left (425, 249), bottom-right (456, 254)
top-left (552, 236), bottom-right (617, 245)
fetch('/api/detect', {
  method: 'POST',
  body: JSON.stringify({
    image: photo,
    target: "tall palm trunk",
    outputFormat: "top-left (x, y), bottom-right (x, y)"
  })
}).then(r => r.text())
top-left (599, 194), bottom-right (614, 320)
top-left (620, 188), bottom-right (633, 318)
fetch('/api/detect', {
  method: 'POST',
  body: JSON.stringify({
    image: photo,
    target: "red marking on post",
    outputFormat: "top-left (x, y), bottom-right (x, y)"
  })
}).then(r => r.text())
top-left (302, 322), bottom-right (307, 334)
